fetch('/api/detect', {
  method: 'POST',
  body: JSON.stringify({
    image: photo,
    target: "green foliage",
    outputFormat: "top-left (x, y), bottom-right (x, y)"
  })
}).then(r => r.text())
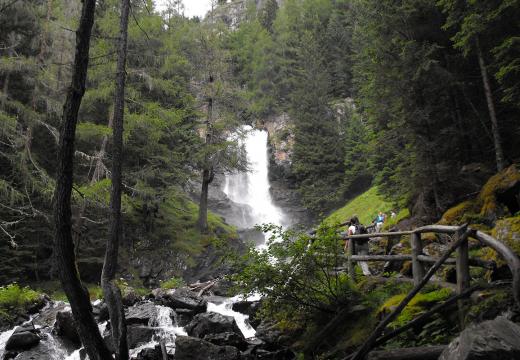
top-left (379, 288), bottom-right (452, 328)
top-left (160, 277), bottom-right (186, 290)
top-left (232, 223), bottom-right (363, 327)
top-left (0, 284), bottom-right (41, 323)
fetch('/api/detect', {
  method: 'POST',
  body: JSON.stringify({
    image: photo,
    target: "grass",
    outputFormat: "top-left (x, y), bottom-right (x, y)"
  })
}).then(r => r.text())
top-left (31, 280), bottom-right (103, 301)
top-left (325, 186), bottom-right (408, 227)
top-left (0, 284), bottom-right (41, 323)
top-left (159, 276), bottom-right (186, 290)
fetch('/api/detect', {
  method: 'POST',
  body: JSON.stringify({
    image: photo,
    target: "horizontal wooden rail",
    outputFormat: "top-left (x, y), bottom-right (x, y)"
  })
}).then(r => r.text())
top-left (346, 254), bottom-right (494, 268)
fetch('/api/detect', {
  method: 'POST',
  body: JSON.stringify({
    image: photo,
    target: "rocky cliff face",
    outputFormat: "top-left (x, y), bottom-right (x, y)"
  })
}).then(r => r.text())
top-left (262, 113), bottom-right (312, 226)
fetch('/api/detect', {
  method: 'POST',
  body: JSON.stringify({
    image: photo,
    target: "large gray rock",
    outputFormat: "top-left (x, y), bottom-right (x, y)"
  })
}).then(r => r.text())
top-left (54, 310), bottom-right (80, 345)
top-left (185, 312), bottom-right (243, 339)
top-left (5, 325), bottom-right (40, 351)
top-left (104, 325), bottom-right (155, 351)
top-left (174, 336), bottom-right (240, 360)
top-left (440, 316), bottom-right (520, 360)
top-left (204, 331), bottom-right (248, 351)
top-left (153, 288), bottom-right (207, 313)
top-left (125, 302), bottom-right (158, 325)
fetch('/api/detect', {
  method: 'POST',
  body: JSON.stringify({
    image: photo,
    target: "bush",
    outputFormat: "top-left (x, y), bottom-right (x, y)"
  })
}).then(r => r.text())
top-left (0, 284), bottom-right (41, 323)
top-left (160, 277), bottom-right (185, 290)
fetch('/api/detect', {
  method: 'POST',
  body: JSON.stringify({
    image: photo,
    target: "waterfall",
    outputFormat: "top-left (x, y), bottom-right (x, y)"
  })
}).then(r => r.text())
top-left (222, 126), bottom-right (287, 230)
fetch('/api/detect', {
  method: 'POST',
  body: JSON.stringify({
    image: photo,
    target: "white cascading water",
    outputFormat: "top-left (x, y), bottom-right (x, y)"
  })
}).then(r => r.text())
top-left (223, 126), bottom-right (287, 230)
top-left (207, 294), bottom-right (259, 339)
top-left (1, 129), bottom-right (282, 358)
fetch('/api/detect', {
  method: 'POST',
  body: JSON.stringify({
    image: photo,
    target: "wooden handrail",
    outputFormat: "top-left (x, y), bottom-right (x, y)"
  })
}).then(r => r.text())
top-left (350, 226), bottom-right (471, 360)
top-left (473, 230), bottom-right (520, 306)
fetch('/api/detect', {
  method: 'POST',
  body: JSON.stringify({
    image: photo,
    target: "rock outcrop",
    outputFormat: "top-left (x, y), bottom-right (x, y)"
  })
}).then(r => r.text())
top-left (440, 316), bottom-right (520, 360)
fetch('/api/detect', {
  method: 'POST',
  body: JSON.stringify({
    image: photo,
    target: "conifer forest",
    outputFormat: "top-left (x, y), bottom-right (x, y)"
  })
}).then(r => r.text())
top-left (1, 0), bottom-right (520, 359)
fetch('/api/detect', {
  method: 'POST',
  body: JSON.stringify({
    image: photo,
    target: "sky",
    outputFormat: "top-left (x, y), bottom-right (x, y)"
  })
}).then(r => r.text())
top-left (154, 0), bottom-right (213, 18)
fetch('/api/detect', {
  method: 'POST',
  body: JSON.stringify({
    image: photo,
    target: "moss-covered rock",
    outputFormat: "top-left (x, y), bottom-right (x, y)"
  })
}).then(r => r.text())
top-left (379, 288), bottom-right (453, 329)
top-left (440, 165), bottom-right (520, 226)
top-left (478, 165), bottom-right (520, 220)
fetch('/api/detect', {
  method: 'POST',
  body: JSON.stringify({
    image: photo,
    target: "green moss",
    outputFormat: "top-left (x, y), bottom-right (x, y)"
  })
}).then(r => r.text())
top-left (159, 277), bottom-right (185, 290)
top-left (439, 200), bottom-right (477, 225)
top-left (379, 288), bottom-right (453, 328)
top-left (478, 165), bottom-right (520, 218)
top-left (466, 290), bottom-right (512, 324)
top-left (0, 284), bottom-right (41, 323)
top-left (489, 215), bottom-right (520, 264)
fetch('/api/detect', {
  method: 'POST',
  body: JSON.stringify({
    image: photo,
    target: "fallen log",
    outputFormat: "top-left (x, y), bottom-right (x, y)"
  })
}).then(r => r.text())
top-left (367, 345), bottom-right (446, 360)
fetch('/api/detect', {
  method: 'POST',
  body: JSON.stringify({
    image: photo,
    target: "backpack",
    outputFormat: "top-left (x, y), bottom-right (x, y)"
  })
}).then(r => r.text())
top-left (354, 224), bottom-right (368, 242)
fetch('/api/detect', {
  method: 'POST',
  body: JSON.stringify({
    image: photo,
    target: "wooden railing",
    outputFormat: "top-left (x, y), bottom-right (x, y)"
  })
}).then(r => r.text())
top-left (335, 224), bottom-right (520, 360)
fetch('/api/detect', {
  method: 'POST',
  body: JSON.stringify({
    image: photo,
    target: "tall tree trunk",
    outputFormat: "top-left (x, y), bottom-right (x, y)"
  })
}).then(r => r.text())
top-left (197, 75), bottom-right (214, 233)
top-left (53, 1), bottom-right (112, 359)
top-left (101, 0), bottom-right (130, 359)
top-left (197, 166), bottom-right (214, 232)
top-left (476, 39), bottom-right (506, 171)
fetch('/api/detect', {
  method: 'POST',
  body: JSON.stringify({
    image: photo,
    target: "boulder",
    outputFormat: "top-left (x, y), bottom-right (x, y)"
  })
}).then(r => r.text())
top-left (127, 325), bottom-right (156, 349)
top-left (5, 325), bottom-right (40, 351)
top-left (153, 288), bottom-right (207, 313)
top-left (92, 301), bottom-right (109, 323)
top-left (134, 346), bottom-right (168, 360)
top-left (174, 336), bottom-right (240, 360)
top-left (231, 300), bottom-right (260, 318)
top-left (255, 320), bottom-right (284, 346)
top-left (125, 302), bottom-right (158, 325)
top-left (105, 325), bottom-right (155, 350)
top-left (185, 312), bottom-right (243, 339)
top-left (122, 286), bottom-right (142, 306)
top-left (204, 331), bottom-right (248, 351)
top-left (54, 310), bottom-right (80, 345)
top-left (440, 316), bottom-right (520, 360)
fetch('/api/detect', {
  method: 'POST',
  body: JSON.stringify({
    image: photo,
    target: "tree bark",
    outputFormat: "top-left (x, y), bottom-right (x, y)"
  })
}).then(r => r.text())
top-left (101, 0), bottom-right (130, 359)
top-left (476, 39), bottom-right (506, 171)
top-left (197, 74), bottom-right (214, 233)
top-left (197, 166), bottom-right (214, 232)
top-left (53, 1), bottom-right (112, 359)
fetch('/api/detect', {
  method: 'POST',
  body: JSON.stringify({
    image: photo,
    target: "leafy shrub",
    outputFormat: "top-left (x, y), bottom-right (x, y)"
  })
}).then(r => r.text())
top-left (0, 284), bottom-right (41, 323)
top-left (160, 277), bottom-right (185, 290)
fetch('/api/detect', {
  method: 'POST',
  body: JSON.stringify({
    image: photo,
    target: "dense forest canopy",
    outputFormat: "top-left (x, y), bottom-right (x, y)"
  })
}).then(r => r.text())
top-left (1, 0), bottom-right (520, 359)
top-left (1, 0), bottom-right (520, 280)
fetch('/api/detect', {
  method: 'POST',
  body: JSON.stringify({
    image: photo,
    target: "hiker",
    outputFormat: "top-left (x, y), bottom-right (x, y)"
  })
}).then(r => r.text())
top-left (344, 216), bottom-right (371, 276)
top-left (373, 211), bottom-right (386, 232)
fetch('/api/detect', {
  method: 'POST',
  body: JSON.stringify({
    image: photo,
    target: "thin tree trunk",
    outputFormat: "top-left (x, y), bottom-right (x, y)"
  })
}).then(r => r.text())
top-left (101, 0), bottom-right (130, 359)
top-left (197, 74), bottom-right (214, 233)
top-left (476, 39), bottom-right (506, 171)
top-left (198, 167), bottom-right (214, 232)
top-left (53, 1), bottom-right (112, 359)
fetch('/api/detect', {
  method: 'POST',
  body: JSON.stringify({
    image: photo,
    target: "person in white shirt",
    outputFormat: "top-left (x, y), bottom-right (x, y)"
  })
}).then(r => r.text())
top-left (344, 216), bottom-right (371, 276)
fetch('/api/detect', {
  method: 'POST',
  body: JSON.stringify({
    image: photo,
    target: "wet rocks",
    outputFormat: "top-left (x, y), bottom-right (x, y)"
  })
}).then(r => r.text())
top-left (174, 336), bottom-right (240, 360)
top-left (231, 300), bottom-right (260, 318)
top-left (128, 325), bottom-right (156, 349)
top-left (153, 288), bottom-right (207, 314)
top-left (204, 332), bottom-right (249, 351)
top-left (125, 302), bottom-right (158, 325)
top-left (185, 312), bottom-right (243, 339)
top-left (440, 316), bottom-right (520, 360)
top-left (5, 324), bottom-right (40, 351)
top-left (54, 309), bottom-right (80, 345)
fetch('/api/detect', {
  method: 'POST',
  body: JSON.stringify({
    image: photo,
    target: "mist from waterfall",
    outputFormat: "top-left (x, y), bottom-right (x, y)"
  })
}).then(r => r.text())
top-left (222, 126), bottom-right (287, 230)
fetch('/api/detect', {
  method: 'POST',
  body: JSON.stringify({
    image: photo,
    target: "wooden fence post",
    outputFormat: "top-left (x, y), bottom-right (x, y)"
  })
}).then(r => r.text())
top-left (347, 238), bottom-right (356, 280)
top-left (411, 232), bottom-right (425, 286)
top-left (456, 229), bottom-right (470, 294)
top-left (456, 227), bottom-right (470, 329)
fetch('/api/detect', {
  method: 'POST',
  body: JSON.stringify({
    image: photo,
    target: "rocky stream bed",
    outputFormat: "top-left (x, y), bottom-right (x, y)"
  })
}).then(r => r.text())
top-left (0, 286), bottom-right (293, 360)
